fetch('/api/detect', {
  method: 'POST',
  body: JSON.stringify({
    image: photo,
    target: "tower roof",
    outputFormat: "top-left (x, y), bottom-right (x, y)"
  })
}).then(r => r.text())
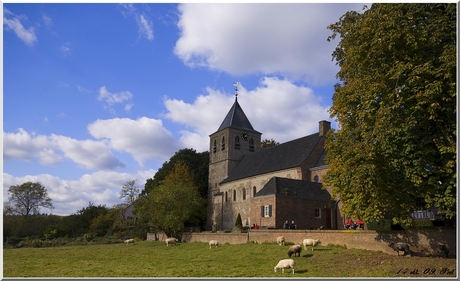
top-left (215, 97), bottom-right (259, 133)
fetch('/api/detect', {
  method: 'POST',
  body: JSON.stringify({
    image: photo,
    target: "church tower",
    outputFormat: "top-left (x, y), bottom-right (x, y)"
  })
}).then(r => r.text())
top-left (206, 85), bottom-right (262, 231)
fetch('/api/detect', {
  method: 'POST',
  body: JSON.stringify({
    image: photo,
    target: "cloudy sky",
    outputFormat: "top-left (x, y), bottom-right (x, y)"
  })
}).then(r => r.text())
top-left (3, 2), bottom-right (369, 216)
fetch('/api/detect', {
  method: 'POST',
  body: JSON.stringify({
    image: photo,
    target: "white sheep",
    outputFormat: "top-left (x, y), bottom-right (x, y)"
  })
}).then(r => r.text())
top-left (124, 238), bottom-right (134, 245)
top-left (165, 237), bottom-right (178, 246)
top-left (287, 244), bottom-right (302, 257)
top-left (208, 240), bottom-right (221, 249)
top-left (274, 258), bottom-right (295, 274)
top-left (302, 238), bottom-right (321, 251)
top-left (276, 236), bottom-right (285, 246)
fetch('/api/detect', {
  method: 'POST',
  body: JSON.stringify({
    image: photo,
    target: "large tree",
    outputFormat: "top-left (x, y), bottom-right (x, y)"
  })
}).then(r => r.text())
top-left (325, 3), bottom-right (456, 224)
top-left (135, 162), bottom-right (203, 237)
top-left (119, 179), bottom-right (140, 204)
top-left (142, 148), bottom-right (209, 198)
top-left (5, 182), bottom-right (54, 218)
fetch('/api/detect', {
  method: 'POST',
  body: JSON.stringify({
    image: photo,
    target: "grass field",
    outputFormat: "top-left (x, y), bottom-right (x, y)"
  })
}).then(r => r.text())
top-left (3, 241), bottom-right (457, 278)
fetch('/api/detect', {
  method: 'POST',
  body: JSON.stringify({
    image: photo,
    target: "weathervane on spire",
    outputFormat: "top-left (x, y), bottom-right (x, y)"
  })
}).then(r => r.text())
top-left (233, 82), bottom-right (239, 99)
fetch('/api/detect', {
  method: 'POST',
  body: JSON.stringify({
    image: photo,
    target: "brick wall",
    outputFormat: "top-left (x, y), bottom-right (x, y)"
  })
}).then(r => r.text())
top-left (149, 228), bottom-right (456, 257)
top-left (251, 196), bottom-right (276, 227)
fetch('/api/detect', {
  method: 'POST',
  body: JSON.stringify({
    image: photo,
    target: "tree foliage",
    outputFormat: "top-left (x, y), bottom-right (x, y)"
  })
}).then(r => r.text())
top-left (5, 182), bottom-right (54, 218)
top-left (119, 180), bottom-right (140, 204)
top-left (89, 205), bottom-right (126, 236)
top-left (261, 138), bottom-right (280, 149)
top-left (135, 162), bottom-right (204, 237)
top-left (142, 148), bottom-right (209, 198)
top-left (325, 3), bottom-right (456, 223)
top-left (66, 202), bottom-right (109, 237)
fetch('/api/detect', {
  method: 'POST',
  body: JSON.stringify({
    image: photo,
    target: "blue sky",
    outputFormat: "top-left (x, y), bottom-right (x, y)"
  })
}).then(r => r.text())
top-left (3, 2), bottom-right (370, 216)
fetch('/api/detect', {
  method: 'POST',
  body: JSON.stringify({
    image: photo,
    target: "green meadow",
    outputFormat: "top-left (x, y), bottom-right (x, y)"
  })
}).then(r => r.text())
top-left (3, 241), bottom-right (457, 278)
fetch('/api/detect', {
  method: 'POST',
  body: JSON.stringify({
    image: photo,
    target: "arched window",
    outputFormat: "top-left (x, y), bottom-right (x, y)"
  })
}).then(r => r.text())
top-left (235, 136), bottom-right (240, 150)
top-left (253, 186), bottom-right (257, 197)
top-left (221, 136), bottom-right (226, 151)
top-left (242, 188), bottom-right (246, 200)
top-left (314, 175), bottom-right (319, 183)
top-left (225, 191), bottom-right (228, 202)
top-left (213, 140), bottom-right (217, 153)
top-left (233, 190), bottom-right (236, 201)
top-left (249, 138), bottom-right (254, 152)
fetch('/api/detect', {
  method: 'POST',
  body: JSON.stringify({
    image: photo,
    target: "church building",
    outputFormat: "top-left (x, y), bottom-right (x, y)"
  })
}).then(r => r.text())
top-left (206, 95), bottom-right (343, 231)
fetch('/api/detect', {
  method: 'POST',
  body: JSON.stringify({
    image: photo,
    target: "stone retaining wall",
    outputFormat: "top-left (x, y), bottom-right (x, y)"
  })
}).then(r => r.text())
top-left (148, 228), bottom-right (456, 257)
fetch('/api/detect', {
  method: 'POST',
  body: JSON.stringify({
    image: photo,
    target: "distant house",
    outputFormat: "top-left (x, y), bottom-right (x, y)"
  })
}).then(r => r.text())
top-left (122, 203), bottom-right (135, 220)
top-left (206, 96), bottom-right (344, 231)
top-left (411, 207), bottom-right (443, 221)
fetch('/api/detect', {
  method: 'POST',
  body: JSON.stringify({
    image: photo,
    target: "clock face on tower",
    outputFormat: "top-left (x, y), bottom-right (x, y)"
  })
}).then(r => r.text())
top-left (241, 131), bottom-right (248, 141)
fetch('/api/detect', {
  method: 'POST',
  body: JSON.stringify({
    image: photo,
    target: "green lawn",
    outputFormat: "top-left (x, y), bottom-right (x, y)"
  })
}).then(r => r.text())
top-left (3, 241), bottom-right (457, 278)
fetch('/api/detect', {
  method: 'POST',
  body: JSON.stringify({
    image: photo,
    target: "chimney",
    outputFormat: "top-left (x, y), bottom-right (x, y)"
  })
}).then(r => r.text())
top-left (319, 120), bottom-right (331, 136)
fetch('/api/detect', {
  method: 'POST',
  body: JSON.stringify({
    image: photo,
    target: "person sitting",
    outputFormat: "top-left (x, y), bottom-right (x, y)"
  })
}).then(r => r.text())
top-left (254, 224), bottom-right (259, 230)
top-left (283, 220), bottom-right (289, 229)
top-left (345, 219), bottom-right (354, 230)
top-left (356, 219), bottom-right (364, 229)
top-left (289, 220), bottom-right (297, 229)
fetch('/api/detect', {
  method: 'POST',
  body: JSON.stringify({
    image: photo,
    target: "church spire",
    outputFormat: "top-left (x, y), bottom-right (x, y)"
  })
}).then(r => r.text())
top-left (215, 82), bottom-right (259, 133)
top-left (233, 82), bottom-right (239, 101)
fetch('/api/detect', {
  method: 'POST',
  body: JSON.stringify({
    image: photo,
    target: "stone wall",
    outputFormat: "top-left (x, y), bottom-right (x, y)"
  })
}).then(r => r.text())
top-left (148, 228), bottom-right (456, 257)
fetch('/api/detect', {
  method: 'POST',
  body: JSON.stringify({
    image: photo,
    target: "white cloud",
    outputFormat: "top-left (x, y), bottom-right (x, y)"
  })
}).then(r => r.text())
top-left (42, 14), bottom-right (52, 26)
top-left (240, 77), bottom-right (332, 140)
top-left (3, 169), bottom-right (156, 216)
top-left (125, 103), bottom-right (134, 112)
top-left (119, 3), bottom-right (136, 17)
top-left (88, 117), bottom-right (181, 166)
top-left (76, 85), bottom-right (91, 94)
top-left (98, 86), bottom-right (133, 111)
top-left (3, 8), bottom-right (37, 46)
top-left (174, 3), bottom-right (366, 85)
top-left (119, 4), bottom-right (154, 41)
top-left (164, 88), bottom-right (232, 135)
top-left (3, 128), bottom-right (125, 170)
top-left (163, 77), bottom-right (333, 151)
top-left (60, 42), bottom-right (71, 56)
top-left (50, 134), bottom-right (125, 170)
top-left (3, 128), bottom-right (62, 165)
top-left (137, 14), bottom-right (154, 41)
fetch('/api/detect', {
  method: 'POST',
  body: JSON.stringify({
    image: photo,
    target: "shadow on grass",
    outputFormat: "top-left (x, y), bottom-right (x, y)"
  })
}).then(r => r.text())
top-left (295, 269), bottom-right (308, 274)
top-left (302, 253), bottom-right (314, 258)
top-left (301, 248), bottom-right (331, 254)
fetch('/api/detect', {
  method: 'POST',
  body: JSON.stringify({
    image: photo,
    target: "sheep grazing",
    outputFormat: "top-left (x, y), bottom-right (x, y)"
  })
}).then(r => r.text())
top-left (276, 236), bottom-right (285, 246)
top-left (388, 242), bottom-right (410, 256)
top-left (124, 238), bottom-right (134, 245)
top-left (165, 237), bottom-right (179, 246)
top-left (439, 243), bottom-right (449, 258)
top-left (287, 244), bottom-right (302, 258)
top-left (274, 259), bottom-right (295, 274)
top-left (302, 238), bottom-right (321, 251)
top-left (208, 240), bottom-right (221, 249)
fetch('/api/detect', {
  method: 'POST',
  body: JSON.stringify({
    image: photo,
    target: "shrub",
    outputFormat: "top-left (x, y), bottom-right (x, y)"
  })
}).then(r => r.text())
top-left (30, 239), bottom-right (43, 248)
top-left (51, 237), bottom-right (69, 247)
top-left (234, 213), bottom-right (243, 228)
top-left (366, 219), bottom-right (392, 230)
